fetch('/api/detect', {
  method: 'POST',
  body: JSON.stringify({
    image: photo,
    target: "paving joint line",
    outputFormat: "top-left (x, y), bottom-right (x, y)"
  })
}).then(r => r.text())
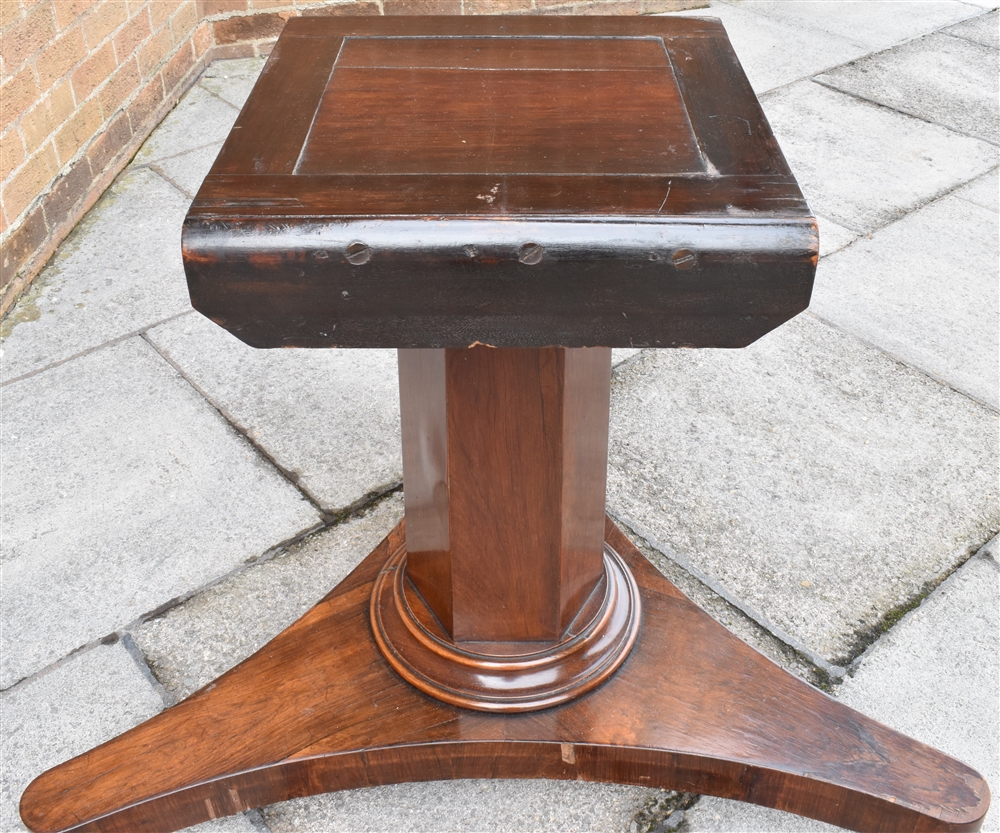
top-left (843, 533), bottom-right (999, 676)
top-left (608, 509), bottom-right (848, 682)
top-left (196, 77), bottom-right (244, 112)
top-left (139, 330), bottom-right (331, 517)
top-left (119, 632), bottom-right (177, 708)
top-left (809, 77), bottom-right (1000, 148)
top-left (803, 310), bottom-right (1000, 413)
top-left (149, 165), bottom-right (196, 201)
top-left (1, 310), bottom-right (193, 388)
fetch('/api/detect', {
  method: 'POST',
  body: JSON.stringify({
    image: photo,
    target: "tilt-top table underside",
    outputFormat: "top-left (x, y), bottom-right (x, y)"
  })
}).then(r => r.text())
top-left (20, 15), bottom-right (989, 833)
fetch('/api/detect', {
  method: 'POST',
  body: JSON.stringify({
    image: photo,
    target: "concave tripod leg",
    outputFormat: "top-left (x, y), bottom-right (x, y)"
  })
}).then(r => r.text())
top-left (20, 520), bottom-right (990, 833)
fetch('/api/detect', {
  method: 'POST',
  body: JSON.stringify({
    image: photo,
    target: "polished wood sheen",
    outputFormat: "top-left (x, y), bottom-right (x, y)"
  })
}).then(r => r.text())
top-left (21, 15), bottom-right (990, 833)
top-left (182, 15), bottom-right (817, 350)
top-left (20, 521), bottom-right (990, 833)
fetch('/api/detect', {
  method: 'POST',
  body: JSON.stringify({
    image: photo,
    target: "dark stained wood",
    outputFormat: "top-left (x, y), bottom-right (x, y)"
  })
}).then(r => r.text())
top-left (297, 34), bottom-right (701, 176)
top-left (20, 520), bottom-right (991, 833)
top-left (388, 346), bottom-right (628, 710)
top-left (334, 35), bottom-right (672, 70)
top-left (400, 346), bottom-right (611, 642)
top-left (210, 34), bottom-right (345, 175)
top-left (182, 15), bottom-right (817, 350)
top-left (371, 537), bottom-right (640, 711)
top-left (188, 174), bottom-right (810, 217)
top-left (23, 16), bottom-right (990, 833)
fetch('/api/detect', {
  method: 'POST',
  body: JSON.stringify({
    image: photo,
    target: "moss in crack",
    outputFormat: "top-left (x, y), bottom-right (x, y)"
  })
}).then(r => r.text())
top-left (835, 585), bottom-right (934, 669)
top-left (630, 790), bottom-right (699, 833)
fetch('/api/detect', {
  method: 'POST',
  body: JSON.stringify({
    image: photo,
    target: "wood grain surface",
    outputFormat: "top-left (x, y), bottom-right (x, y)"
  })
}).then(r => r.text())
top-left (20, 520), bottom-right (990, 833)
top-left (182, 15), bottom-right (817, 350)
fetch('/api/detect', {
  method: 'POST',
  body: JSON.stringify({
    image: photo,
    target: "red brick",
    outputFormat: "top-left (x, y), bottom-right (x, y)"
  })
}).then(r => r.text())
top-left (126, 74), bottom-right (164, 134)
top-left (149, 0), bottom-right (181, 29)
top-left (2, 141), bottom-right (59, 222)
top-left (86, 109), bottom-right (131, 173)
top-left (301, 2), bottom-right (379, 15)
top-left (36, 26), bottom-right (87, 91)
top-left (21, 82), bottom-right (75, 154)
top-left (213, 11), bottom-right (285, 44)
top-left (43, 153), bottom-right (93, 229)
top-left (170, 1), bottom-right (198, 42)
top-left (568, 0), bottom-right (642, 12)
top-left (161, 41), bottom-right (195, 95)
top-left (72, 39), bottom-right (116, 102)
top-left (53, 0), bottom-right (96, 30)
top-left (98, 56), bottom-right (141, 114)
top-left (54, 97), bottom-right (102, 163)
top-left (0, 68), bottom-right (40, 132)
top-left (1, 128), bottom-right (26, 182)
top-left (1, 205), bottom-right (48, 288)
top-left (191, 19), bottom-right (213, 57)
top-left (0, 1), bottom-right (23, 30)
top-left (138, 24), bottom-right (173, 74)
top-left (211, 42), bottom-right (256, 59)
top-left (82, 0), bottom-right (128, 48)
top-left (642, 0), bottom-right (707, 10)
top-left (464, 0), bottom-right (532, 10)
top-left (383, 0), bottom-right (461, 13)
top-left (113, 7), bottom-right (152, 64)
top-left (201, 0), bottom-right (248, 14)
top-left (250, 0), bottom-right (293, 9)
top-left (1, 1), bottom-right (55, 73)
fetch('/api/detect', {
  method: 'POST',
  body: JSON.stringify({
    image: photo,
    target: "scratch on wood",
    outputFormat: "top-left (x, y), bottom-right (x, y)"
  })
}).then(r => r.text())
top-left (561, 743), bottom-right (576, 764)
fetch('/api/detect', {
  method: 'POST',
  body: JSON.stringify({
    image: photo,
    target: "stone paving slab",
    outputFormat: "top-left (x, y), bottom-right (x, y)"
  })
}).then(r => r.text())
top-left (607, 313), bottom-right (999, 664)
top-left (725, 0), bottom-right (983, 51)
top-left (0, 168), bottom-right (190, 383)
top-left (816, 32), bottom-right (1000, 145)
top-left (1, 337), bottom-right (319, 688)
top-left (151, 142), bottom-right (225, 200)
top-left (945, 8), bottom-right (1000, 47)
top-left (130, 494), bottom-right (655, 831)
top-left (685, 539), bottom-right (1000, 832)
top-left (670, 3), bottom-right (866, 92)
top-left (264, 780), bottom-right (654, 833)
top-left (146, 313), bottom-right (401, 515)
top-left (954, 165), bottom-right (1000, 212)
top-left (132, 84), bottom-right (238, 167)
top-left (811, 192), bottom-right (1000, 408)
top-left (132, 494), bottom-right (403, 700)
top-left (198, 57), bottom-right (268, 110)
top-left (760, 80), bottom-right (998, 233)
top-left (0, 641), bottom-right (258, 833)
top-left (815, 215), bottom-right (859, 258)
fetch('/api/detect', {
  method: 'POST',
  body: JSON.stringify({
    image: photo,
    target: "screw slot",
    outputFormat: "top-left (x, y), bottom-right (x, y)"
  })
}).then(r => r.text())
top-left (671, 249), bottom-right (697, 270)
top-left (519, 242), bottom-right (544, 265)
top-left (346, 242), bottom-right (371, 265)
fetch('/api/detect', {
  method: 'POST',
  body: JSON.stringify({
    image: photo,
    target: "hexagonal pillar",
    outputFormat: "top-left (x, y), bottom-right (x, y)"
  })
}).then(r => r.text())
top-left (396, 346), bottom-right (613, 644)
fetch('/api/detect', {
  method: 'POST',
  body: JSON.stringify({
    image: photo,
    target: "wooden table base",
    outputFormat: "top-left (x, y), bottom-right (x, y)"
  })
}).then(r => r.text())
top-left (20, 519), bottom-right (989, 833)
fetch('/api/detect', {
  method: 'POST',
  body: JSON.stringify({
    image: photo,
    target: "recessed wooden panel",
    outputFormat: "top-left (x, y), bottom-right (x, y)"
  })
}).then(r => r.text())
top-left (296, 37), bottom-right (703, 176)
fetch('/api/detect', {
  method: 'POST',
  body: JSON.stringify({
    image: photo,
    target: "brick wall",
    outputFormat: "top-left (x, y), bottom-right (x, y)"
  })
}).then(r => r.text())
top-left (1, 0), bottom-right (706, 316)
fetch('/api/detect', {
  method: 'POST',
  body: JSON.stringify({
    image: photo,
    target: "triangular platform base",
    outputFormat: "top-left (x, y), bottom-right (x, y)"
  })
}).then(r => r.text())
top-left (20, 519), bottom-right (989, 833)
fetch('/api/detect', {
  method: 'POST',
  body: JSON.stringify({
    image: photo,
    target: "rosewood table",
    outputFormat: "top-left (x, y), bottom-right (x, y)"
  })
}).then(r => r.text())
top-left (21, 15), bottom-right (990, 833)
